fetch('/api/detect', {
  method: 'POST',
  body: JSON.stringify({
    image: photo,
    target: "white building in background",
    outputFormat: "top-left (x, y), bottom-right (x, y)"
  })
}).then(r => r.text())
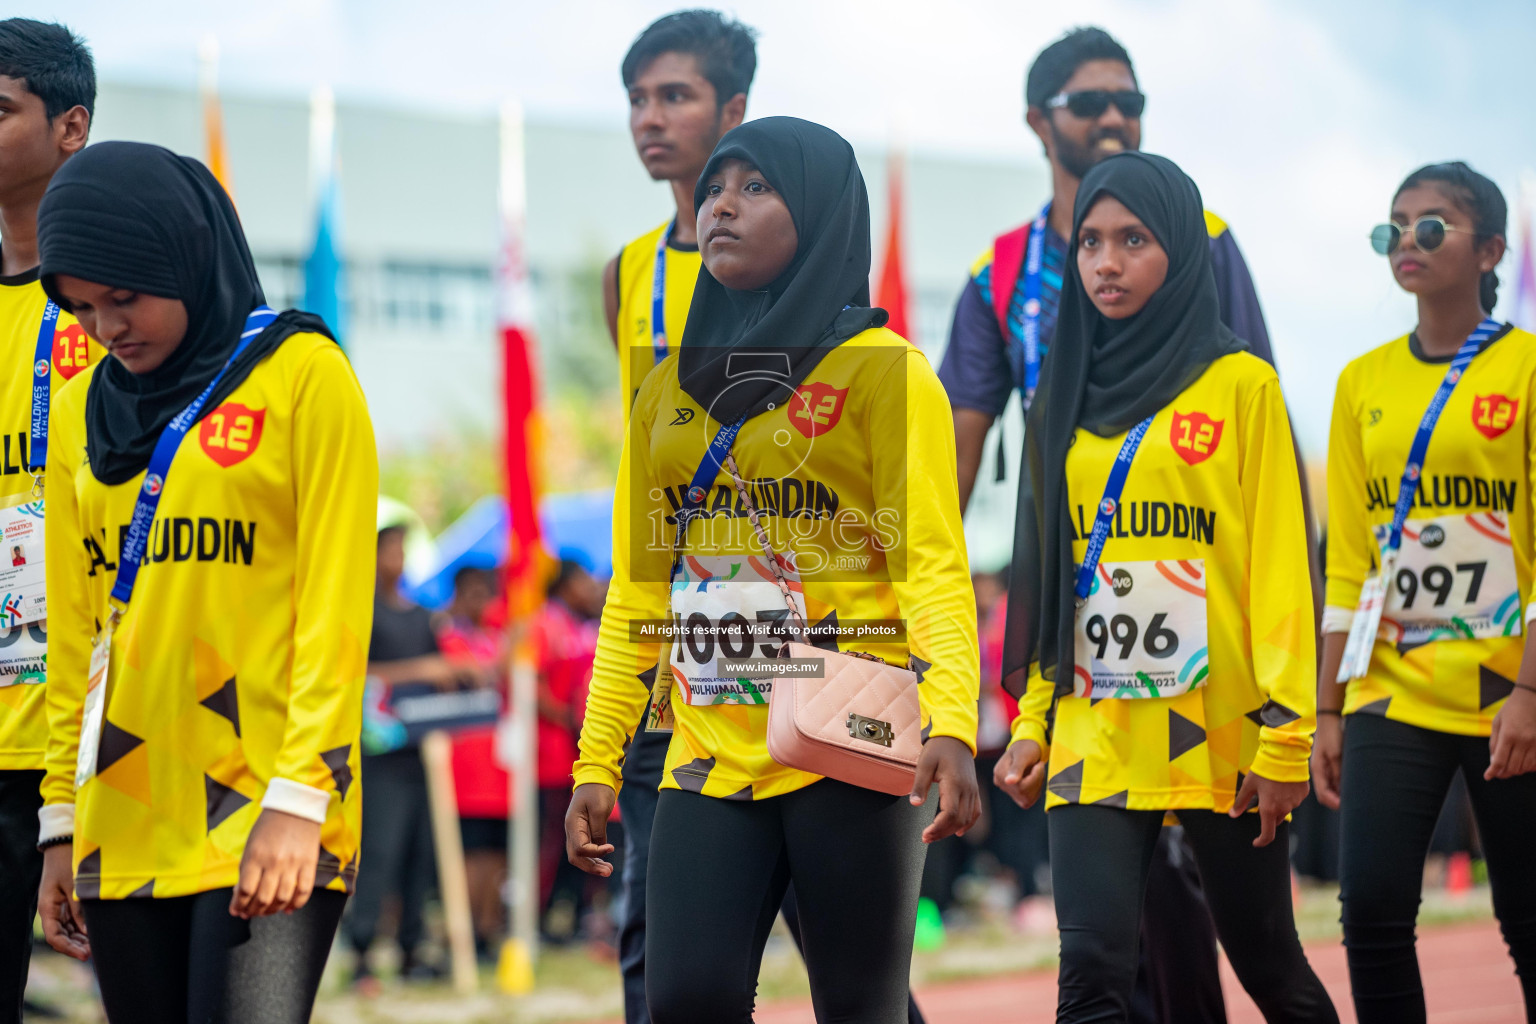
top-left (86, 81), bottom-right (1048, 566)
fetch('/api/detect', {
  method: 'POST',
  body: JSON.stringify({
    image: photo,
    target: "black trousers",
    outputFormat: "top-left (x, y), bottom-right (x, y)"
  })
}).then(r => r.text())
top-left (1130, 827), bottom-right (1226, 1024)
top-left (645, 780), bottom-right (928, 1024)
top-left (82, 888), bottom-right (346, 1024)
top-left (616, 774), bottom-right (660, 1024)
top-left (1339, 713), bottom-right (1536, 1023)
top-left (0, 770), bottom-right (42, 1024)
top-left (1050, 804), bottom-right (1337, 1024)
top-left (345, 750), bottom-right (434, 956)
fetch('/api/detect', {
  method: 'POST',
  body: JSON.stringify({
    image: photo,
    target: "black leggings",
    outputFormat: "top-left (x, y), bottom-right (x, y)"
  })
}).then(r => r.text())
top-left (645, 779), bottom-right (928, 1024)
top-left (82, 888), bottom-right (347, 1024)
top-left (0, 771), bottom-right (42, 1024)
top-left (1339, 712), bottom-right (1536, 1023)
top-left (1050, 804), bottom-right (1337, 1024)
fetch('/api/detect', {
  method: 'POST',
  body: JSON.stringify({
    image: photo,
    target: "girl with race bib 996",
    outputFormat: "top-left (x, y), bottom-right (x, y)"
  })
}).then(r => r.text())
top-left (32, 143), bottom-right (376, 1024)
top-left (1312, 162), bottom-right (1536, 1024)
top-left (563, 117), bottom-right (980, 1024)
top-left (994, 152), bottom-right (1336, 1024)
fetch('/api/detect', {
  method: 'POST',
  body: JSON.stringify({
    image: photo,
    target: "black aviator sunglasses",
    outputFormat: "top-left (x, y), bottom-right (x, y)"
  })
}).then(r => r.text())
top-left (1044, 89), bottom-right (1147, 119)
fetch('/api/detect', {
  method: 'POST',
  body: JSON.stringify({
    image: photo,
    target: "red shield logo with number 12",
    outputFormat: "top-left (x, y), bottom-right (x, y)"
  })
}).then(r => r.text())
top-left (198, 403), bottom-right (266, 468)
top-left (1170, 411), bottom-right (1224, 466)
top-left (1472, 394), bottom-right (1519, 440)
top-left (52, 323), bottom-right (91, 381)
top-left (789, 382), bottom-right (848, 438)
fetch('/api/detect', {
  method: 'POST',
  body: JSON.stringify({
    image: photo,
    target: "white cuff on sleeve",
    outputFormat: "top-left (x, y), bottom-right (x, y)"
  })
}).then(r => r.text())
top-left (260, 778), bottom-right (332, 824)
top-left (1322, 605), bottom-right (1356, 635)
top-left (1525, 602), bottom-right (1536, 626)
top-left (37, 803), bottom-right (75, 843)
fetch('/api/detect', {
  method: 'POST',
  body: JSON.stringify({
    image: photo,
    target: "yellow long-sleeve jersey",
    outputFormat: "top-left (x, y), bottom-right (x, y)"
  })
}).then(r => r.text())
top-left (615, 220), bottom-right (701, 422)
top-left (0, 270), bottom-right (100, 769)
top-left (575, 328), bottom-right (980, 801)
top-left (1325, 325), bottom-right (1536, 737)
top-left (43, 333), bottom-right (377, 900)
top-left (1011, 352), bottom-right (1317, 812)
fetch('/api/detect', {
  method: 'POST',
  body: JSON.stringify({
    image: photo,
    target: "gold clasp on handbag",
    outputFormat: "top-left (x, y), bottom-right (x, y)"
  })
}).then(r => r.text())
top-left (847, 713), bottom-right (894, 747)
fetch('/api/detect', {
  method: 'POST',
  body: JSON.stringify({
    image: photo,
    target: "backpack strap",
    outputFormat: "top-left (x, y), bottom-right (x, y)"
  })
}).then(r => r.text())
top-left (989, 224), bottom-right (1031, 341)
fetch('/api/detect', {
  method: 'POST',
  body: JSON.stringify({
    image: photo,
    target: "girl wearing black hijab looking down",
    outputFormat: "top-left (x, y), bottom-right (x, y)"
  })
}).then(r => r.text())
top-left (992, 153), bottom-right (1336, 1024)
top-left (565, 117), bottom-right (980, 1023)
top-left (32, 142), bottom-right (376, 1024)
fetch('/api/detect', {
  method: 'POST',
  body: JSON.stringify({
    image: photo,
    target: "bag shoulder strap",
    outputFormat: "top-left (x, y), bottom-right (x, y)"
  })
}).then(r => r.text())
top-left (722, 453), bottom-right (810, 642)
top-left (989, 224), bottom-right (1031, 341)
top-left (722, 453), bottom-right (892, 667)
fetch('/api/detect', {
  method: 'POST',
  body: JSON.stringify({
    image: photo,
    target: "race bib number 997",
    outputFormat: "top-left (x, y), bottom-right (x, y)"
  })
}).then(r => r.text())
top-left (669, 553), bottom-right (806, 706)
top-left (1074, 559), bottom-right (1209, 700)
top-left (1379, 513), bottom-right (1522, 645)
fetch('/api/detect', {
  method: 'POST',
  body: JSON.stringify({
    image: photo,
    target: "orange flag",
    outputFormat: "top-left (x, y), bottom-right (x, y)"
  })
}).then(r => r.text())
top-left (199, 37), bottom-right (235, 203)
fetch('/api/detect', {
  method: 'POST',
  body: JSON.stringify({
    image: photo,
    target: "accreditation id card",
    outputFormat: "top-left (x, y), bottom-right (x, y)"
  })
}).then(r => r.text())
top-left (1338, 550), bottom-right (1394, 683)
top-left (0, 499), bottom-right (46, 628)
top-left (644, 656), bottom-right (677, 734)
top-left (74, 623), bottom-right (113, 790)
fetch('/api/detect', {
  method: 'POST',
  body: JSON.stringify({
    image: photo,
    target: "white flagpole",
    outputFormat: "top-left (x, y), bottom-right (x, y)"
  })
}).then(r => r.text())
top-left (498, 96), bottom-right (540, 995)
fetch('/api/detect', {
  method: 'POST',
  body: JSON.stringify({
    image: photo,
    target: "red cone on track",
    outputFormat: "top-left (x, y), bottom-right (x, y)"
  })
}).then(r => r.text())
top-left (1447, 851), bottom-right (1473, 896)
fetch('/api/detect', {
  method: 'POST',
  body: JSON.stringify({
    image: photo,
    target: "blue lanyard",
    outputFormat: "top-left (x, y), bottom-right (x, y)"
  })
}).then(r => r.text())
top-left (1384, 317), bottom-right (1503, 554)
top-left (28, 300), bottom-right (61, 476)
top-left (1018, 202), bottom-right (1050, 410)
top-left (110, 306), bottom-right (278, 608)
top-left (673, 415), bottom-right (746, 558)
top-left (651, 220), bottom-right (675, 366)
top-left (1073, 415), bottom-right (1155, 603)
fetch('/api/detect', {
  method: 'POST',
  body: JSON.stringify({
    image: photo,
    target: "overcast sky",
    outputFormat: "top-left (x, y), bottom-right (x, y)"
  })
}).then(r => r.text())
top-left (33, 0), bottom-right (1536, 451)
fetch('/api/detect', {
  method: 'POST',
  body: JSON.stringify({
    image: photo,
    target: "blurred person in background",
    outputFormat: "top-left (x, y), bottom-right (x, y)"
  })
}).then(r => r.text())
top-left (345, 523), bottom-right (477, 992)
top-left (535, 555), bottom-right (604, 942)
top-left (918, 571), bottom-right (1051, 935)
top-left (441, 565), bottom-right (512, 960)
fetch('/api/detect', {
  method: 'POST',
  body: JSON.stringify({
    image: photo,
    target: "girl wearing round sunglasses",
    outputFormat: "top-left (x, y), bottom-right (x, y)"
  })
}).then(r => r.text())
top-left (1315, 162), bottom-right (1536, 1023)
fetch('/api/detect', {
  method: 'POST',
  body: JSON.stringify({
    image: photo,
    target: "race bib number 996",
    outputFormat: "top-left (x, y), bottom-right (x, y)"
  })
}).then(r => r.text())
top-left (1074, 559), bottom-right (1209, 700)
top-left (669, 553), bottom-right (806, 706)
top-left (1379, 514), bottom-right (1522, 645)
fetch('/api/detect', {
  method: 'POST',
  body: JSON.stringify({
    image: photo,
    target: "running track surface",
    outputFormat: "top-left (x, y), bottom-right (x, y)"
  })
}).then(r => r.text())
top-left (739, 921), bottom-right (1523, 1023)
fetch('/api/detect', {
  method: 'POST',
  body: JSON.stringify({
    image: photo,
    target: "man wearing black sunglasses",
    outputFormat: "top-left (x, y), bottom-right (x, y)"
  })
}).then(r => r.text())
top-left (939, 25), bottom-right (1319, 1024)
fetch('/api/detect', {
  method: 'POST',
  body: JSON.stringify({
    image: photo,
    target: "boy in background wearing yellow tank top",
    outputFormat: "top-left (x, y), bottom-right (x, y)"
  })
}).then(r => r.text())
top-left (597, 14), bottom-right (753, 1023)
top-left (0, 21), bottom-right (97, 1022)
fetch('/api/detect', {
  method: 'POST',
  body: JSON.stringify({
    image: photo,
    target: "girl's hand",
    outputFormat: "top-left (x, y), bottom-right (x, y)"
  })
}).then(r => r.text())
top-left (993, 739), bottom-right (1047, 810)
top-left (565, 783), bottom-right (617, 876)
top-left (1487, 687), bottom-right (1536, 780)
top-left (911, 736), bottom-right (981, 843)
top-left (230, 809), bottom-right (322, 918)
top-left (1230, 771), bottom-right (1310, 847)
top-left (1311, 715), bottom-right (1344, 810)
top-left (38, 844), bottom-right (89, 960)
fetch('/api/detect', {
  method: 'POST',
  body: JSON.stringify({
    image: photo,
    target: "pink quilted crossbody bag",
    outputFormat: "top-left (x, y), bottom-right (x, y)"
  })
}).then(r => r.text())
top-left (722, 454), bottom-right (922, 796)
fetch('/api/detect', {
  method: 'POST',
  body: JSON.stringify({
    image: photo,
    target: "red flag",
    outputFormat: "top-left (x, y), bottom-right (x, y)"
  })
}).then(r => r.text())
top-left (875, 150), bottom-right (913, 342)
top-left (498, 103), bottom-right (551, 622)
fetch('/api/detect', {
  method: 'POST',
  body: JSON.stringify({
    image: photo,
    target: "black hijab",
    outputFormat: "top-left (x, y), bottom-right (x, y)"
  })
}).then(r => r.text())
top-left (38, 141), bottom-right (333, 485)
top-left (1003, 152), bottom-right (1247, 699)
top-left (677, 116), bottom-right (885, 424)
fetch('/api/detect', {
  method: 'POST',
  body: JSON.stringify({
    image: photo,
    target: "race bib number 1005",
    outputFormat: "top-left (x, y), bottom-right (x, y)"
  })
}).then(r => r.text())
top-left (1074, 559), bottom-right (1209, 700)
top-left (669, 553), bottom-right (806, 706)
